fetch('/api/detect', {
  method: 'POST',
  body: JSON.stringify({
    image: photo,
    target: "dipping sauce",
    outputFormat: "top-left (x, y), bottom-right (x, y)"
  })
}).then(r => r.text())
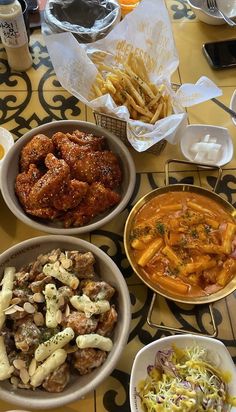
top-left (130, 191), bottom-right (236, 297)
top-left (0, 144), bottom-right (5, 160)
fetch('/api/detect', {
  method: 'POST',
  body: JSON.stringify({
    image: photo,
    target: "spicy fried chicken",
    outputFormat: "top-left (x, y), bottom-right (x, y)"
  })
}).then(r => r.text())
top-left (15, 129), bottom-right (123, 227)
top-left (63, 182), bottom-right (121, 228)
top-left (20, 134), bottom-right (55, 172)
top-left (52, 132), bottom-right (122, 189)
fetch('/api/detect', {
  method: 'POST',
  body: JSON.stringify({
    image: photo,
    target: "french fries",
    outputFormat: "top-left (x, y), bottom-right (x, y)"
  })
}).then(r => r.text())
top-left (91, 53), bottom-right (173, 124)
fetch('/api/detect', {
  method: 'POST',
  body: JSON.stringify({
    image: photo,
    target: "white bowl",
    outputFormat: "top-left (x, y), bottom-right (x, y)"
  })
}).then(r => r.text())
top-left (230, 89), bottom-right (236, 126)
top-left (187, 0), bottom-right (236, 25)
top-left (0, 120), bottom-right (136, 234)
top-left (0, 127), bottom-right (14, 181)
top-left (130, 334), bottom-right (236, 412)
top-left (180, 124), bottom-right (233, 166)
top-left (0, 235), bottom-right (131, 410)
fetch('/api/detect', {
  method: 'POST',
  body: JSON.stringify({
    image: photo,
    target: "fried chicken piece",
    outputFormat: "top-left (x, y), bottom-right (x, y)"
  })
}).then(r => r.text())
top-left (42, 363), bottom-right (70, 393)
top-left (20, 134), bottom-right (54, 171)
top-left (82, 280), bottom-right (115, 301)
top-left (27, 153), bottom-right (69, 208)
top-left (66, 251), bottom-right (95, 278)
top-left (96, 306), bottom-right (118, 337)
top-left (62, 311), bottom-right (98, 335)
top-left (74, 150), bottom-right (122, 189)
top-left (73, 348), bottom-right (107, 375)
top-left (14, 316), bottom-right (41, 353)
top-left (52, 133), bottom-right (122, 189)
top-left (65, 130), bottom-right (106, 151)
top-left (28, 153), bottom-right (88, 211)
top-left (15, 163), bottom-right (43, 207)
top-left (63, 182), bottom-right (121, 228)
top-left (52, 179), bottom-right (88, 211)
top-left (25, 206), bottom-right (60, 220)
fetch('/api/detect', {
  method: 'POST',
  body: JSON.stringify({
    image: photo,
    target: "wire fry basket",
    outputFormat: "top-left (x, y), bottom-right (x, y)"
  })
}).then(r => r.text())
top-left (93, 111), bottom-right (167, 156)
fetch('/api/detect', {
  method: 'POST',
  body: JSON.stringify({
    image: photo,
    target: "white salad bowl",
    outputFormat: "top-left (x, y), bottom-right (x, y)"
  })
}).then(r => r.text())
top-left (180, 124), bottom-right (233, 167)
top-left (130, 334), bottom-right (236, 412)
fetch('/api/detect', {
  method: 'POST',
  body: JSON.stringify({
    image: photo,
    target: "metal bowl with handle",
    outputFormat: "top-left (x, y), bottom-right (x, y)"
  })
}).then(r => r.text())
top-left (124, 159), bottom-right (236, 336)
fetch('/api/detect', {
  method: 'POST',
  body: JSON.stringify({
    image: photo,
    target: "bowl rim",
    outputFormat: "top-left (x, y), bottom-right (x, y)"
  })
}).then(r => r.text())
top-left (0, 120), bottom-right (136, 234)
top-left (0, 127), bottom-right (14, 162)
top-left (179, 123), bottom-right (233, 167)
top-left (44, 0), bottom-right (121, 35)
top-left (0, 235), bottom-right (131, 409)
top-left (129, 333), bottom-right (236, 412)
top-left (230, 89), bottom-right (236, 126)
top-left (186, 0), bottom-right (235, 21)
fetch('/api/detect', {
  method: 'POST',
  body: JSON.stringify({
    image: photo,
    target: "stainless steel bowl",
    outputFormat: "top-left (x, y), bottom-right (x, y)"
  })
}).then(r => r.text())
top-left (124, 183), bottom-right (236, 305)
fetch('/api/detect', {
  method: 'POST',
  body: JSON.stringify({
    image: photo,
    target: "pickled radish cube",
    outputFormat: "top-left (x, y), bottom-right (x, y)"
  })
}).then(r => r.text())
top-left (192, 142), bottom-right (221, 152)
top-left (207, 147), bottom-right (221, 162)
top-left (194, 151), bottom-right (205, 162)
top-left (203, 134), bottom-right (210, 142)
top-left (202, 134), bottom-right (217, 143)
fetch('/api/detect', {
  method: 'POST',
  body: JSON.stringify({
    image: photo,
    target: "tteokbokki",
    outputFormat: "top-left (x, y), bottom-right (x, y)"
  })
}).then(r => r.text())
top-left (128, 191), bottom-right (236, 298)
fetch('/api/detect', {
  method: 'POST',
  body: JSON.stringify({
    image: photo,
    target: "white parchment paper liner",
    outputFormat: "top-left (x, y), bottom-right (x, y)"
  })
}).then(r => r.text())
top-left (45, 0), bottom-right (222, 152)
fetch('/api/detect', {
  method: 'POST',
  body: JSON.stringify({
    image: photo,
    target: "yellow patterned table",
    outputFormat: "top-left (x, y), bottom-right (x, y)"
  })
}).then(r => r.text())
top-left (0, 1), bottom-right (236, 411)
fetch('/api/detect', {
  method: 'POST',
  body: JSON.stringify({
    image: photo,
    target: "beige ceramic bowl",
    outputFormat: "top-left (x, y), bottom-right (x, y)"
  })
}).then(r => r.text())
top-left (187, 0), bottom-right (236, 25)
top-left (0, 235), bottom-right (131, 410)
top-left (0, 120), bottom-right (136, 234)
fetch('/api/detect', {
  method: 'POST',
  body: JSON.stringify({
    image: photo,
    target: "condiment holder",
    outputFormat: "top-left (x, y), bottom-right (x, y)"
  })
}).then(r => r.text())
top-left (0, 127), bottom-right (14, 183)
top-left (180, 124), bottom-right (233, 166)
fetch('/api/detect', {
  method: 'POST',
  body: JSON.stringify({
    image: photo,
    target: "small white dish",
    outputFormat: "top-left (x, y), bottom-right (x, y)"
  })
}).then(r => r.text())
top-left (230, 89), bottom-right (236, 126)
top-left (130, 334), bottom-right (236, 412)
top-left (187, 0), bottom-right (236, 25)
top-left (0, 127), bottom-right (14, 170)
top-left (180, 124), bottom-right (233, 166)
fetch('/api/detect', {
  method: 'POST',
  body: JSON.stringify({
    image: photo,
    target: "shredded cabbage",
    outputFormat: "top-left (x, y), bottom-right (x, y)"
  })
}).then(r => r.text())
top-left (137, 345), bottom-right (233, 412)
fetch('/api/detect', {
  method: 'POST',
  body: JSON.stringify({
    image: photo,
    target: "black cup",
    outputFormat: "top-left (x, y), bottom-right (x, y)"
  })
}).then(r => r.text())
top-left (18, 0), bottom-right (30, 41)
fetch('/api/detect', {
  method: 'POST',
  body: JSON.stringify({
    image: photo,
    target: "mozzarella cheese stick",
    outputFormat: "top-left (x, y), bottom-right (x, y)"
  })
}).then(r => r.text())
top-left (35, 327), bottom-right (74, 362)
top-left (76, 334), bottom-right (113, 352)
top-left (31, 348), bottom-right (67, 387)
top-left (44, 283), bottom-right (60, 328)
top-left (70, 294), bottom-right (110, 318)
top-left (0, 267), bottom-right (16, 330)
top-left (0, 336), bottom-right (14, 380)
top-left (43, 262), bottom-right (79, 290)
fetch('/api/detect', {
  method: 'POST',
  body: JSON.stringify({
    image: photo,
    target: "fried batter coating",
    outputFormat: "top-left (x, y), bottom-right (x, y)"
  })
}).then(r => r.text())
top-left (52, 133), bottom-right (122, 189)
top-left (20, 134), bottom-right (54, 171)
top-left (65, 130), bottom-right (106, 151)
top-left (28, 153), bottom-right (88, 211)
top-left (42, 363), bottom-right (70, 393)
top-left (66, 251), bottom-right (95, 278)
top-left (63, 182), bottom-right (121, 228)
top-left (82, 280), bottom-right (115, 301)
top-left (62, 311), bottom-right (98, 335)
top-left (96, 306), bottom-right (118, 337)
top-left (14, 316), bottom-right (41, 353)
top-left (15, 163), bottom-right (42, 207)
top-left (73, 348), bottom-right (107, 375)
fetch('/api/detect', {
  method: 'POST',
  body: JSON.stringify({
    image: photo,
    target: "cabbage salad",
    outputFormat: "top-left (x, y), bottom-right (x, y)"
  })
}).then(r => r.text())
top-left (137, 345), bottom-right (234, 412)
